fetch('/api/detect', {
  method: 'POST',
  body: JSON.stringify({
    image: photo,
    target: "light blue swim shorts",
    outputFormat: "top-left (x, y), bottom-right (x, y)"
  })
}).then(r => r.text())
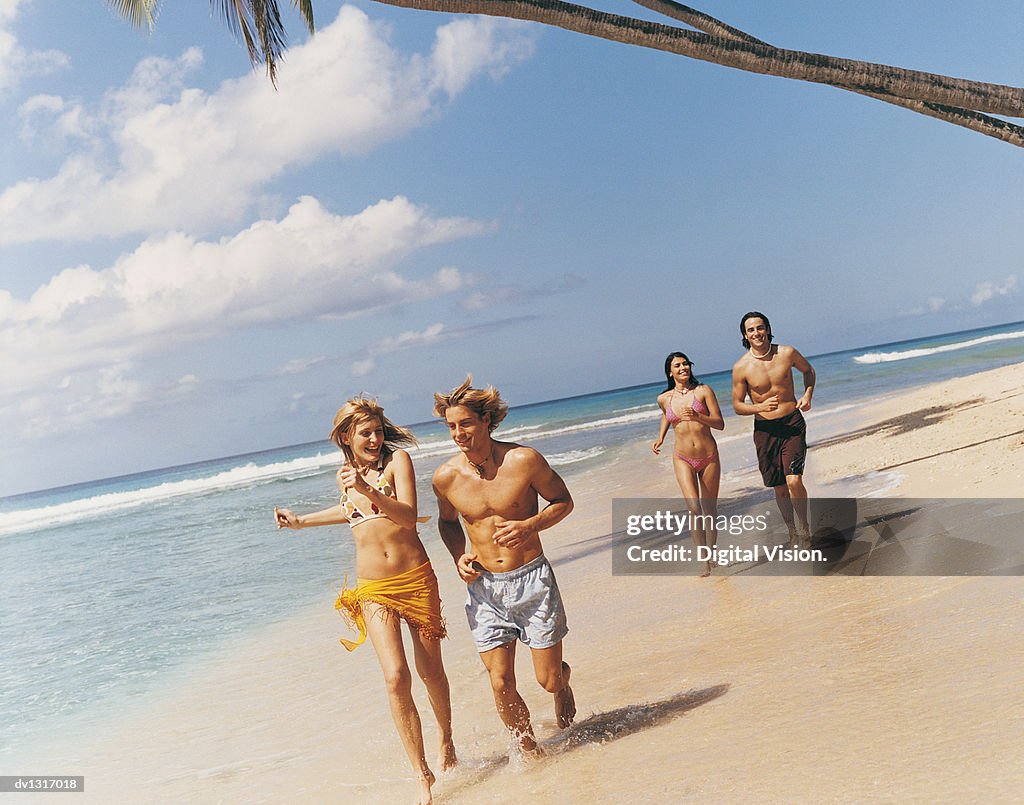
top-left (466, 554), bottom-right (569, 653)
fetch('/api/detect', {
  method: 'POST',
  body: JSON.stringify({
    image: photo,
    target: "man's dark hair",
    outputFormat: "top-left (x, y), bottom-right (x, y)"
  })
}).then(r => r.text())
top-left (740, 311), bottom-right (773, 350)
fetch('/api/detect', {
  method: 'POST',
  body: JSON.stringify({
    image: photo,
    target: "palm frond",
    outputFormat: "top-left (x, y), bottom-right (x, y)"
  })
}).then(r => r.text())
top-left (212, 0), bottom-right (290, 85)
top-left (111, 0), bottom-right (317, 85)
top-left (293, 0), bottom-right (315, 34)
top-left (107, 0), bottom-right (160, 30)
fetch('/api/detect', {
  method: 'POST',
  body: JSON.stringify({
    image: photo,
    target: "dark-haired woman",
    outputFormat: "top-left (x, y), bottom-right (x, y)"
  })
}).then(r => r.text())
top-left (652, 353), bottom-right (725, 576)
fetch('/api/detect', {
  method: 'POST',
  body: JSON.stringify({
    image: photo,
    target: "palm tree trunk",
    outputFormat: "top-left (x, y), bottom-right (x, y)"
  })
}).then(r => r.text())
top-left (634, 0), bottom-right (1024, 146)
top-left (370, 0), bottom-right (1024, 119)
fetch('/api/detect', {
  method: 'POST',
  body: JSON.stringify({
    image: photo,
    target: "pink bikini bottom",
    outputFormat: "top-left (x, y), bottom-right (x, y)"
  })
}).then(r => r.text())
top-left (674, 449), bottom-right (719, 473)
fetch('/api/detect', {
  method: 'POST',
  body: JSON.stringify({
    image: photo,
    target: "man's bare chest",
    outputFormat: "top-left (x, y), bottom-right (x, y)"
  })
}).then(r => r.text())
top-left (748, 360), bottom-right (793, 391)
top-left (450, 476), bottom-right (535, 520)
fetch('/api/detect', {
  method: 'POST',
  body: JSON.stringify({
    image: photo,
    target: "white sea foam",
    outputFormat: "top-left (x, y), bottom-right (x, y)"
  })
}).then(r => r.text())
top-left (614, 403), bottom-right (660, 414)
top-left (853, 330), bottom-right (1024, 364)
top-left (410, 409), bottom-right (663, 456)
top-left (548, 447), bottom-right (606, 466)
top-left (0, 453), bottom-right (339, 537)
top-left (513, 408), bottom-right (662, 440)
top-left (1, 397), bottom-right (886, 537)
top-left (496, 423), bottom-right (545, 437)
top-left (407, 438), bottom-right (459, 459)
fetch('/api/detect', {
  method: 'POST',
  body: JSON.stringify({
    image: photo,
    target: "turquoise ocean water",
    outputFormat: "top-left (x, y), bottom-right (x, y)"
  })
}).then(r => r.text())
top-left (2, 320), bottom-right (1022, 763)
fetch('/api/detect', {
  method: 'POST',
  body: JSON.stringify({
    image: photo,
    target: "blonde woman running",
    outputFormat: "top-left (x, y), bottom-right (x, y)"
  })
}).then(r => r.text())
top-left (275, 398), bottom-right (455, 805)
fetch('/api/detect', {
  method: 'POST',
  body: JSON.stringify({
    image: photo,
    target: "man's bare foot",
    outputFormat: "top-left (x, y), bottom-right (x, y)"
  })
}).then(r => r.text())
top-left (416, 768), bottom-right (435, 805)
top-left (511, 727), bottom-right (542, 757)
top-left (439, 738), bottom-right (458, 772)
top-left (554, 661), bottom-right (576, 728)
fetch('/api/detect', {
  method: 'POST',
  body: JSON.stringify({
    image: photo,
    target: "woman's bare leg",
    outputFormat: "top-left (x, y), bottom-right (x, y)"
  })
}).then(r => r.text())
top-left (698, 458), bottom-right (722, 554)
top-left (364, 603), bottom-right (435, 805)
top-left (409, 626), bottom-right (457, 772)
top-left (674, 458), bottom-right (709, 575)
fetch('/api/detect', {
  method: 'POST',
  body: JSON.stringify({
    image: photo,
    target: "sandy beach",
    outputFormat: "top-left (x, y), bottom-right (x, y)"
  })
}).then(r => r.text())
top-left (44, 362), bottom-right (1024, 803)
top-left (811, 362), bottom-right (1024, 497)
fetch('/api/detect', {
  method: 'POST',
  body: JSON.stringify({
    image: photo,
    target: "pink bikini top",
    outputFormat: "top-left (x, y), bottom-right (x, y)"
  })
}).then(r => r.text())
top-left (665, 388), bottom-right (708, 424)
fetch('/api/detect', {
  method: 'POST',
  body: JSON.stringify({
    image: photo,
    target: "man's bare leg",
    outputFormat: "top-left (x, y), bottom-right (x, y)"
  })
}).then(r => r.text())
top-left (480, 642), bottom-right (539, 754)
top-left (786, 475), bottom-right (810, 546)
top-left (531, 642), bottom-right (576, 729)
top-left (773, 485), bottom-right (799, 545)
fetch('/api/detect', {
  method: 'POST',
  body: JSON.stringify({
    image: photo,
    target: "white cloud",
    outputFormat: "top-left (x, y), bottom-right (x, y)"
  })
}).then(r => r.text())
top-left (351, 358), bottom-right (378, 378)
top-left (0, 0), bottom-right (69, 99)
top-left (429, 17), bottom-right (535, 96)
top-left (900, 275), bottom-right (1018, 317)
top-left (460, 273), bottom-right (584, 310)
top-left (0, 195), bottom-right (486, 401)
top-left (275, 356), bottom-right (328, 376)
top-left (350, 322), bottom-right (448, 377)
top-left (19, 363), bottom-right (145, 439)
top-left (901, 295), bottom-right (946, 316)
top-left (344, 316), bottom-right (540, 377)
top-left (15, 364), bottom-right (201, 439)
top-left (0, 6), bottom-right (535, 244)
top-left (970, 275), bottom-right (1017, 306)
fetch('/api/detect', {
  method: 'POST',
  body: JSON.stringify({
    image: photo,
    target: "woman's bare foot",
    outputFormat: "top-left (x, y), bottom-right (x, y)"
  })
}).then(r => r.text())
top-left (439, 738), bottom-right (458, 772)
top-left (700, 562), bottom-right (712, 578)
top-left (554, 661), bottom-right (576, 729)
top-left (416, 768), bottom-right (435, 805)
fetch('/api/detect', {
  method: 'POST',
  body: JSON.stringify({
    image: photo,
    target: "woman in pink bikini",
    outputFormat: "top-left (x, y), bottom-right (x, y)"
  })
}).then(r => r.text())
top-left (652, 352), bottom-right (725, 576)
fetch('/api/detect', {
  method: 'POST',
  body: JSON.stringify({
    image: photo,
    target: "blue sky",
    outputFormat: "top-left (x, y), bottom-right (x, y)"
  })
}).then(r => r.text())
top-left (1, 0), bottom-right (1022, 495)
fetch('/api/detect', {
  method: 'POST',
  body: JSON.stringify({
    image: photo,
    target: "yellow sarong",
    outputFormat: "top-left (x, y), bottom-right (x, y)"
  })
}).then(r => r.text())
top-left (334, 561), bottom-right (446, 651)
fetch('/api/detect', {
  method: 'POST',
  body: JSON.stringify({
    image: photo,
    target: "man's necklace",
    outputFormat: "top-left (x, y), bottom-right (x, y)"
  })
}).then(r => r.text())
top-left (468, 449), bottom-right (496, 478)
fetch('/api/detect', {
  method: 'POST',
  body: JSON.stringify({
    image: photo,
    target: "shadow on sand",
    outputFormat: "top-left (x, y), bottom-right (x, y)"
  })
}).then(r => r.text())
top-left (550, 684), bottom-right (729, 750)
top-left (438, 685), bottom-right (728, 797)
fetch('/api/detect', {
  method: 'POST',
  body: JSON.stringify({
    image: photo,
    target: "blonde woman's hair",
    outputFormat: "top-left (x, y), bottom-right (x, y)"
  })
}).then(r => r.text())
top-left (432, 375), bottom-right (508, 432)
top-left (329, 397), bottom-right (416, 463)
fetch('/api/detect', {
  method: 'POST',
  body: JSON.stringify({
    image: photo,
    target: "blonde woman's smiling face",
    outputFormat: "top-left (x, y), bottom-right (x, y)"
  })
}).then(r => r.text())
top-left (342, 416), bottom-right (384, 464)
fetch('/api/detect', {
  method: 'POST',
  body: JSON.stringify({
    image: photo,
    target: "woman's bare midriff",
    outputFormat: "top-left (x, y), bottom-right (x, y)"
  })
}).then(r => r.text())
top-left (671, 421), bottom-right (718, 460)
top-left (351, 520), bottom-right (430, 579)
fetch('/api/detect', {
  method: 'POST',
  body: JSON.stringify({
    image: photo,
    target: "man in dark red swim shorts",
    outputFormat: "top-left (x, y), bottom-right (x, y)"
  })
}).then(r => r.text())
top-left (731, 312), bottom-right (816, 545)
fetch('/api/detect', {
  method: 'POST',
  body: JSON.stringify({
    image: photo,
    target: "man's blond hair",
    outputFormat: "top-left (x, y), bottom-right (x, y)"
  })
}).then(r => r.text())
top-left (433, 375), bottom-right (508, 432)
